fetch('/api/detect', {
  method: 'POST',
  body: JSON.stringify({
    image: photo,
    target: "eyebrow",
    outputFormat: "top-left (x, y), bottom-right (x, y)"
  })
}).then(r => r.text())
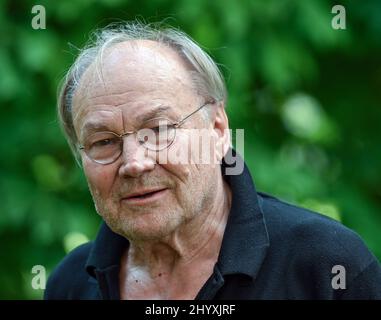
top-left (81, 122), bottom-right (113, 138)
top-left (80, 106), bottom-right (174, 137)
top-left (136, 105), bottom-right (173, 123)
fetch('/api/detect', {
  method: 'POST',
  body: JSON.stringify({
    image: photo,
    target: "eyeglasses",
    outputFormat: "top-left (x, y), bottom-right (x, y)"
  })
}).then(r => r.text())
top-left (78, 100), bottom-right (215, 165)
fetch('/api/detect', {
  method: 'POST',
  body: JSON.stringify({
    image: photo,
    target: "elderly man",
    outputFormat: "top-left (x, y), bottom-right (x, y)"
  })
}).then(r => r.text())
top-left (45, 22), bottom-right (381, 300)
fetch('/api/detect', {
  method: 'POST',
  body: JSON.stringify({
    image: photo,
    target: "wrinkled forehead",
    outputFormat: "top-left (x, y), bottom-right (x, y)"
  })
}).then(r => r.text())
top-left (72, 40), bottom-right (197, 116)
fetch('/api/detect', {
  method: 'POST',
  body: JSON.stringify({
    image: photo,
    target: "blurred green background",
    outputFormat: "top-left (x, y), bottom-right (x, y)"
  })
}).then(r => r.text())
top-left (1, 0), bottom-right (380, 299)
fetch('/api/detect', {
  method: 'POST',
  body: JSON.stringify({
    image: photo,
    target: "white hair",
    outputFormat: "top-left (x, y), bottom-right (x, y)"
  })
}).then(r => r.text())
top-left (58, 21), bottom-right (227, 162)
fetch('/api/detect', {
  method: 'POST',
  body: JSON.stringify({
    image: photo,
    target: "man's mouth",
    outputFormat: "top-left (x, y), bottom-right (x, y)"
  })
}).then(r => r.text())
top-left (121, 188), bottom-right (168, 205)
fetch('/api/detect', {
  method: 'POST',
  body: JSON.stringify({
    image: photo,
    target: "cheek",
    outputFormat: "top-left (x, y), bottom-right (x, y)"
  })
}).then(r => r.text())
top-left (157, 141), bottom-right (194, 183)
top-left (159, 161), bottom-right (191, 187)
top-left (156, 132), bottom-right (215, 188)
top-left (83, 158), bottom-right (115, 196)
top-left (177, 128), bottom-right (219, 165)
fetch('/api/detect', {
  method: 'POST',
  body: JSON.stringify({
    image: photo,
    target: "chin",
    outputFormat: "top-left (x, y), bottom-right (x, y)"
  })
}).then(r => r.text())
top-left (103, 209), bottom-right (183, 242)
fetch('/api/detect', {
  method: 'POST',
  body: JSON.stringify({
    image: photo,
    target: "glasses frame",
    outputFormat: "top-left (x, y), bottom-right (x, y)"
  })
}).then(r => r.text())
top-left (78, 99), bottom-right (215, 165)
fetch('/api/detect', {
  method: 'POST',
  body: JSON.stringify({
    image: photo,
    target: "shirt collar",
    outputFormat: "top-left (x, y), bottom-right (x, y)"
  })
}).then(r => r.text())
top-left (86, 150), bottom-right (269, 280)
top-left (86, 223), bottom-right (128, 277)
top-left (217, 150), bottom-right (270, 279)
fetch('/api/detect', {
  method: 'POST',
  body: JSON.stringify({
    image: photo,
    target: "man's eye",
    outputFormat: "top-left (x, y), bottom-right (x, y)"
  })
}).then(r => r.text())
top-left (92, 139), bottom-right (117, 147)
top-left (151, 125), bottom-right (167, 133)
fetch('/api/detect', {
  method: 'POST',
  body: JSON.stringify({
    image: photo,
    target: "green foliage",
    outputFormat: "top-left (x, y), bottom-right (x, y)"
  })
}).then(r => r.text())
top-left (1, 0), bottom-right (380, 299)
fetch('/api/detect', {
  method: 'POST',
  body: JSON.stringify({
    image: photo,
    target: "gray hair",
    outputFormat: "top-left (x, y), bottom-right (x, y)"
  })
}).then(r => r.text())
top-left (58, 21), bottom-right (227, 162)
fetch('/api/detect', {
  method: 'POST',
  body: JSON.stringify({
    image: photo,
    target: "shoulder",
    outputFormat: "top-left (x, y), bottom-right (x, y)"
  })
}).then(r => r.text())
top-left (257, 192), bottom-right (379, 280)
top-left (44, 242), bottom-right (95, 300)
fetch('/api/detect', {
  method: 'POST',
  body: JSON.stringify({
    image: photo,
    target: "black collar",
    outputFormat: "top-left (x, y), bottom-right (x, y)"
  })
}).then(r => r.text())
top-left (217, 152), bottom-right (270, 278)
top-left (86, 151), bottom-right (270, 280)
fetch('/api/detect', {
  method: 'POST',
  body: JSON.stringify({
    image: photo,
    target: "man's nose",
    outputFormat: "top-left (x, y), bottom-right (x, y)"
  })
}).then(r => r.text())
top-left (118, 135), bottom-right (156, 178)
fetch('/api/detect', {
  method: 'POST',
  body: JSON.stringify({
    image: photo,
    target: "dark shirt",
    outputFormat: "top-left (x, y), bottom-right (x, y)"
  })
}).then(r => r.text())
top-left (44, 157), bottom-right (381, 300)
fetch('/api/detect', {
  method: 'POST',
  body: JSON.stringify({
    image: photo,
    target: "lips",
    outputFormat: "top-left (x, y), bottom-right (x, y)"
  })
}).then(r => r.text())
top-left (121, 187), bottom-right (168, 205)
top-left (124, 188), bottom-right (167, 199)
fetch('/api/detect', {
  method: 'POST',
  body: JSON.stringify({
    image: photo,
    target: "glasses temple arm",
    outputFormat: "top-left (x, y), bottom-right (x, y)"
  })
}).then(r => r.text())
top-left (174, 100), bottom-right (215, 127)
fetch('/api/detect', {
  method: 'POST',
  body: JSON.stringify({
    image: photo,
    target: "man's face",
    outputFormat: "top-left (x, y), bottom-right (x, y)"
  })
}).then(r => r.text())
top-left (72, 40), bottom-right (228, 241)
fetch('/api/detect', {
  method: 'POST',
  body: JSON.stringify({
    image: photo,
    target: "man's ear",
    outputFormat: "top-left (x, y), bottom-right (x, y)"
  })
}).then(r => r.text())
top-left (210, 101), bottom-right (231, 161)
